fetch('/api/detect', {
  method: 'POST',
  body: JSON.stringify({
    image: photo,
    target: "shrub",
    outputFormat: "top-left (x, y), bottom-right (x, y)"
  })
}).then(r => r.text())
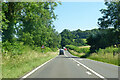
top-left (2, 41), bottom-right (24, 56)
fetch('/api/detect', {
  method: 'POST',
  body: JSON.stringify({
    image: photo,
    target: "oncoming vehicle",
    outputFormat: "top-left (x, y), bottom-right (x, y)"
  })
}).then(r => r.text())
top-left (59, 49), bottom-right (64, 55)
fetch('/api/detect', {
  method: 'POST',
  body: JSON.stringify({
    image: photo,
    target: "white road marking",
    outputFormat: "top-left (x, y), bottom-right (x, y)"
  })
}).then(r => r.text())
top-left (86, 71), bottom-right (92, 75)
top-left (72, 58), bottom-right (107, 80)
top-left (19, 56), bottom-right (57, 80)
top-left (77, 64), bottom-right (80, 66)
top-left (64, 53), bottom-right (68, 57)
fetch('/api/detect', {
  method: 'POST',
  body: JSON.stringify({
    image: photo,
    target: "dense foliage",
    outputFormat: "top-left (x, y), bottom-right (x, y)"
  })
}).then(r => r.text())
top-left (87, 1), bottom-right (120, 52)
top-left (60, 29), bottom-right (100, 47)
top-left (87, 29), bottom-right (119, 52)
top-left (1, 2), bottom-right (61, 55)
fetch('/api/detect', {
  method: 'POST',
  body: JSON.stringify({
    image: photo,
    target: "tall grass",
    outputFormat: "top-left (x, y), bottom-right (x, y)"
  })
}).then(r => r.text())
top-left (2, 41), bottom-right (58, 78)
top-left (66, 45), bottom-right (119, 66)
top-left (89, 47), bottom-right (119, 66)
top-left (2, 45), bottom-right (58, 78)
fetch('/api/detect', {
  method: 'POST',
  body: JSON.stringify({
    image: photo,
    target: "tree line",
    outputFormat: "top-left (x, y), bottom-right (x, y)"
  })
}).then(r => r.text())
top-left (87, 1), bottom-right (120, 52)
top-left (60, 28), bottom-right (99, 47)
top-left (1, 2), bottom-right (61, 54)
top-left (1, 1), bottom-right (120, 54)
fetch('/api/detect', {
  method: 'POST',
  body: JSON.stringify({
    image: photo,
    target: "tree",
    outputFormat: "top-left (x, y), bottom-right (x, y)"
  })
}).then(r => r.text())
top-left (2, 2), bottom-right (61, 49)
top-left (97, 1), bottom-right (120, 47)
top-left (98, 1), bottom-right (120, 29)
top-left (87, 29), bottom-right (118, 52)
top-left (60, 29), bottom-right (74, 47)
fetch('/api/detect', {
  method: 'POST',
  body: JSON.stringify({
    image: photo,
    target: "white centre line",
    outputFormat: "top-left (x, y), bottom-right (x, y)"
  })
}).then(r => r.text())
top-left (86, 71), bottom-right (92, 75)
top-left (72, 58), bottom-right (107, 80)
top-left (77, 64), bottom-right (80, 66)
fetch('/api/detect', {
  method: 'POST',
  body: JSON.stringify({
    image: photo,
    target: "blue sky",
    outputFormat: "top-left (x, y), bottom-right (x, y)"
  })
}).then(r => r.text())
top-left (53, 2), bottom-right (106, 33)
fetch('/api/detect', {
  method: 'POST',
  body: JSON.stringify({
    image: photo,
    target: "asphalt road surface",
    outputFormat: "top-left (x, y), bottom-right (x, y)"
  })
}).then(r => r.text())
top-left (22, 50), bottom-right (119, 80)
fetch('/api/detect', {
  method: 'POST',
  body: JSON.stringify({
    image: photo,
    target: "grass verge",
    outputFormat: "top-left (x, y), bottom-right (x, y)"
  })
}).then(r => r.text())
top-left (67, 45), bottom-right (119, 66)
top-left (88, 52), bottom-right (119, 66)
top-left (67, 49), bottom-right (85, 58)
top-left (2, 46), bottom-right (58, 78)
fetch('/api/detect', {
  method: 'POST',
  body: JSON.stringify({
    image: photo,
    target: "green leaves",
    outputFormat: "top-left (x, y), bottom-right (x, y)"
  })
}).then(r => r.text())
top-left (96, 1), bottom-right (120, 52)
top-left (98, 1), bottom-right (120, 30)
top-left (2, 2), bottom-right (61, 52)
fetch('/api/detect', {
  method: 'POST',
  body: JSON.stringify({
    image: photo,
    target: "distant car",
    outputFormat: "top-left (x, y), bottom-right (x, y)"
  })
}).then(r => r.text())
top-left (59, 49), bottom-right (64, 55)
top-left (64, 48), bottom-right (67, 51)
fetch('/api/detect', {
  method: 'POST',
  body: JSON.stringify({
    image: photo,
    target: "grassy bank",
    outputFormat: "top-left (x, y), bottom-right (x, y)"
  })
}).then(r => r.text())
top-left (66, 45), bottom-right (90, 53)
top-left (88, 47), bottom-right (119, 66)
top-left (2, 45), bottom-right (58, 78)
top-left (66, 45), bottom-right (119, 66)
top-left (67, 49), bottom-right (85, 58)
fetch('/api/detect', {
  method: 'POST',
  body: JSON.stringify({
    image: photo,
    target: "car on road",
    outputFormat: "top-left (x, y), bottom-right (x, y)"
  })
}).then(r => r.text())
top-left (64, 48), bottom-right (67, 51)
top-left (59, 49), bottom-right (64, 55)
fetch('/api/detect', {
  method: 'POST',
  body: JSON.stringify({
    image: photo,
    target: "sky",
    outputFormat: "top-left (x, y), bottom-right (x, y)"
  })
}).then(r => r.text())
top-left (53, 2), bottom-right (106, 33)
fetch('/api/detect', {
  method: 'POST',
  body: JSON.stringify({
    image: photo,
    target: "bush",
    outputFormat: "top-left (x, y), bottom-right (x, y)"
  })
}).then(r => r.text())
top-left (2, 41), bottom-right (24, 56)
top-left (98, 47), bottom-right (119, 55)
top-left (2, 41), bottom-right (58, 56)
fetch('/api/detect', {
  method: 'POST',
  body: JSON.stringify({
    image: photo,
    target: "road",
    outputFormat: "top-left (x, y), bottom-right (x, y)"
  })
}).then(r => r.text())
top-left (22, 50), bottom-right (119, 80)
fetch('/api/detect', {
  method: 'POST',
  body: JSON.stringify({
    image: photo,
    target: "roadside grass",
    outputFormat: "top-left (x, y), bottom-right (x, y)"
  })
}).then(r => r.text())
top-left (88, 52), bottom-right (119, 66)
top-left (66, 45), bottom-right (90, 53)
top-left (2, 46), bottom-right (58, 78)
top-left (66, 45), bottom-right (119, 66)
top-left (67, 49), bottom-right (85, 58)
top-left (88, 47), bottom-right (119, 66)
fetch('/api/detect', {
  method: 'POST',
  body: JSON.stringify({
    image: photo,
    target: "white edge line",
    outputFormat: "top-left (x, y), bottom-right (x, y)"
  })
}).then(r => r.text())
top-left (19, 56), bottom-right (57, 80)
top-left (72, 58), bottom-right (107, 80)
top-left (64, 53), bottom-right (68, 57)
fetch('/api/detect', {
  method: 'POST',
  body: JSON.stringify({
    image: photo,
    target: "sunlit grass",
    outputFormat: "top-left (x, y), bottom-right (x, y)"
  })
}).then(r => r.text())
top-left (88, 52), bottom-right (118, 66)
top-left (2, 46), bottom-right (58, 78)
top-left (68, 49), bottom-right (85, 58)
top-left (67, 45), bottom-right (119, 66)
